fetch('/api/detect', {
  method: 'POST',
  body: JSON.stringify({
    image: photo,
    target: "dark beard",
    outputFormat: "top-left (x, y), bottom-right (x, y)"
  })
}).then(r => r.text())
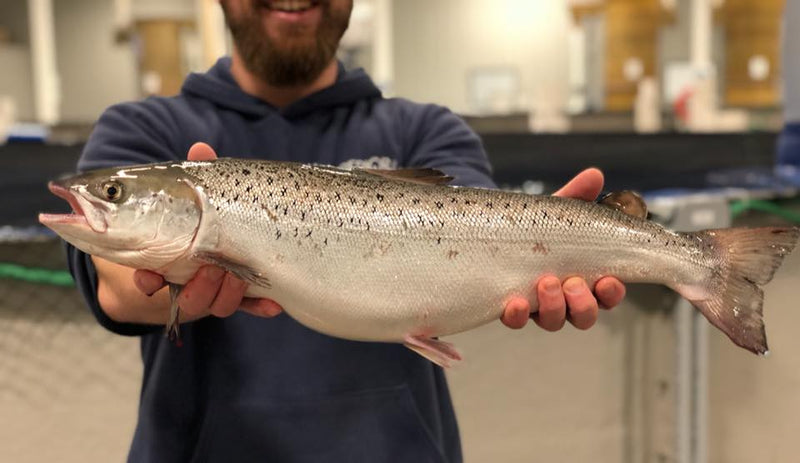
top-left (222, 0), bottom-right (351, 87)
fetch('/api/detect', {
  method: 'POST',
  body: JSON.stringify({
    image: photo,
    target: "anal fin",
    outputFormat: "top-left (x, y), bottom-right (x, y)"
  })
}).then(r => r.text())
top-left (404, 334), bottom-right (462, 368)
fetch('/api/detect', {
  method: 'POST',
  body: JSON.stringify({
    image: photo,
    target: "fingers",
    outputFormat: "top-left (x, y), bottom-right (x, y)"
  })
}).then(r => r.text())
top-left (562, 277), bottom-right (599, 330)
top-left (501, 297), bottom-right (530, 329)
top-left (187, 142), bottom-right (218, 161)
top-left (178, 266), bottom-right (227, 318)
top-left (133, 269), bottom-right (166, 296)
top-left (174, 265), bottom-right (280, 321)
top-left (240, 298), bottom-right (284, 318)
top-left (553, 168), bottom-right (604, 201)
top-left (532, 275), bottom-right (567, 331)
top-left (207, 273), bottom-right (248, 318)
top-left (595, 277), bottom-right (626, 309)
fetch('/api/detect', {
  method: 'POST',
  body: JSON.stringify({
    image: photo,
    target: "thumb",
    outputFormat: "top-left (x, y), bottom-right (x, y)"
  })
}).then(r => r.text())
top-left (553, 168), bottom-right (604, 201)
top-left (133, 269), bottom-right (166, 296)
top-left (188, 142), bottom-right (218, 161)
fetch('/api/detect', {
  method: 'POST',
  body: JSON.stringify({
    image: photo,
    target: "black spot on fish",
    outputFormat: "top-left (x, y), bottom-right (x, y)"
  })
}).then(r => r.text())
top-left (281, 187), bottom-right (287, 196)
top-left (324, 237), bottom-right (328, 246)
top-left (436, 237), bottom-right (442, 245)
top-left (486, 202), bottom-right (493, 209)
top-left (234, 194), bottom-right (239, 201)
top-left (376, 193), bottom-right (384, 202)
top-left (235, 179), bottom-right (240, 187)
top-left (293, 228), bottom-right (298, 237)
top-left (523, 203), bottom-right (528, 209)
top-left (306, 230), bottom-right (312, 238)
top-left (246, 186), bottom-right (252, 193)
top-left (435, 201), bottom-right (443, 209)
top-left (242, 169), bottom-right (251, 175)
top-left (505, 202), bottom-right (511, 209)
top-left (335, 192), bottom-right (341, 201)
top-left (283, 207), bottom-right (288, 215)
top-left (301, 211), bottom-right (306, 221)
top-left (276, 229), bottom-right (282, 239)
top-left (412, 198), bottom-right (421, 205)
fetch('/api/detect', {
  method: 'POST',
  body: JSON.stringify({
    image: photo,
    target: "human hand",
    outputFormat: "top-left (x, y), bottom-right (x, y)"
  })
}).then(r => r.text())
top-left (500, 168), bottom-right (626, 331)
top-left (132, 142), bottom-right (284, 320)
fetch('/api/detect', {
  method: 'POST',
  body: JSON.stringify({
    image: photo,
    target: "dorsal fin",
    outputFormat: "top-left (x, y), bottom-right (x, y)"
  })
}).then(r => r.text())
top-left (354, 168), bottom-right (454, 185)
top-left (599, 190), bottom-right (648, 219)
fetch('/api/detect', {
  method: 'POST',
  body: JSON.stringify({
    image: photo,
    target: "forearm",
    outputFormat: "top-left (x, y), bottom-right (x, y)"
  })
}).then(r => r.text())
top-left (92, 256), bottom-right (172, 325)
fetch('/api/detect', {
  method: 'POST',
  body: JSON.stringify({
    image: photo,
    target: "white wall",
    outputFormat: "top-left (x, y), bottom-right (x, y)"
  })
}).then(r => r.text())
top-left (0, 45), bottom-right (35, 121)
top-left (392, 0), bottom-right (571, 115)
top-left (53, 0), bottom-right (138, 123)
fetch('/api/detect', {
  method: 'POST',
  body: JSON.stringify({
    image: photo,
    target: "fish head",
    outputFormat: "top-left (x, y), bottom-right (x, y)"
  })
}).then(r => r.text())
top-left (39, 163), bottom-right (202, 271)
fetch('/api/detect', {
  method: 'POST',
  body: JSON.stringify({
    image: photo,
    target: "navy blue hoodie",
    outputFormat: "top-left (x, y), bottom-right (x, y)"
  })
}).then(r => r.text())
top-left (68, 58), bottom-right (494, 463)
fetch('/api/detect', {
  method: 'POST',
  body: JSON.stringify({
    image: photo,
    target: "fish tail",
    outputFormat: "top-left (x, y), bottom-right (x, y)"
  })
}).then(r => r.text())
top-left (676, 226), bottom-right (799, 355)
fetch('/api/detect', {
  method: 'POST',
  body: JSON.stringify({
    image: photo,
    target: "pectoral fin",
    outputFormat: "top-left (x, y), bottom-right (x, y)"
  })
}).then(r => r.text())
top-left (192, 251), bottom-right (271, 289)
top-left (166, 283), bottom-right (183, 346)
top-left (403, 334), bottom-right (462, 368)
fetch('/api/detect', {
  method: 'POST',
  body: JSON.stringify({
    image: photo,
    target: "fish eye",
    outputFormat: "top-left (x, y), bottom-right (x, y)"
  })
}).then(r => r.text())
top-left (102, 181), bottom-right (123, 202)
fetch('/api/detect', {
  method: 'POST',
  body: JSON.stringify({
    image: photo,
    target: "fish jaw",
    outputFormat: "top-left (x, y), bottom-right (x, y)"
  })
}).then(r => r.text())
top-left (39, 181), bottom-right (110, 252)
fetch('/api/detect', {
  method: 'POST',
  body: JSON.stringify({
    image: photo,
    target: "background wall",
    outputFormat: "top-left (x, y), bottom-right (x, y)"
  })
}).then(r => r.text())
top-left (392, 0), bottom-right (571, 116)
top-left (53, 0), bottom-right (138, 123)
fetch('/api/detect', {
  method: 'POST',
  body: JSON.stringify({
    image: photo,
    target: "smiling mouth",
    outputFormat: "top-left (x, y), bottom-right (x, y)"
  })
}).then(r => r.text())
top-left (260, 0), bottom-right (320, 12)
top-left (38, 182), bottom-right (89, 227)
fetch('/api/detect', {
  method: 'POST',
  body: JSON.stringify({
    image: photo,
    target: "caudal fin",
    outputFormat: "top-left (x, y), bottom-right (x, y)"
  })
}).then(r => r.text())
top-left (678, 227), bottom-right (799, 355)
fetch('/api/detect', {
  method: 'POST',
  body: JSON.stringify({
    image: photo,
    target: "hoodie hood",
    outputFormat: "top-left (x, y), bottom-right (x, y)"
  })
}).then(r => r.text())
top-left (181, 57), bottom-right (382, 119)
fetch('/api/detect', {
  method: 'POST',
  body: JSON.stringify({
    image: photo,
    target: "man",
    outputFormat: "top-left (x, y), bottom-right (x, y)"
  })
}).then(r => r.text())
top-left (68, 1), bottom-right (625, 461)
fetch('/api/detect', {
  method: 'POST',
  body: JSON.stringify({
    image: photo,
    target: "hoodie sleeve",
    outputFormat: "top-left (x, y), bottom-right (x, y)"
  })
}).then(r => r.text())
top-left (402, 104), bottom-right (496, 189)
top-left (68, 101), bottom-right (181, 336)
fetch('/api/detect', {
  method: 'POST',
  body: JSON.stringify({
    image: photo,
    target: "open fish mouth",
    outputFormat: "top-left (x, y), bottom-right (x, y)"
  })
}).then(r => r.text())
top-left (38, 182), bottom-right (89, 226)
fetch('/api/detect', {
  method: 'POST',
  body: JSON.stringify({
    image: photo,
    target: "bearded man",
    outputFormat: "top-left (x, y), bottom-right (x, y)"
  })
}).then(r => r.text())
top-left (67, 1), bottom-right (625, 461)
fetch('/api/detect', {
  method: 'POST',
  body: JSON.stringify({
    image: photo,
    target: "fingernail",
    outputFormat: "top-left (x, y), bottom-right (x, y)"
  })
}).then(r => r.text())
top-left (544, 279), bottom-right (560, 294)
top-left (563, 278), bottom-right (585, 295)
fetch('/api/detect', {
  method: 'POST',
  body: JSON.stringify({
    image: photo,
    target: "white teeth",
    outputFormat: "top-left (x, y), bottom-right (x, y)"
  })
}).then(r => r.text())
top-left (269, 0), bottom-right (314, 12)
